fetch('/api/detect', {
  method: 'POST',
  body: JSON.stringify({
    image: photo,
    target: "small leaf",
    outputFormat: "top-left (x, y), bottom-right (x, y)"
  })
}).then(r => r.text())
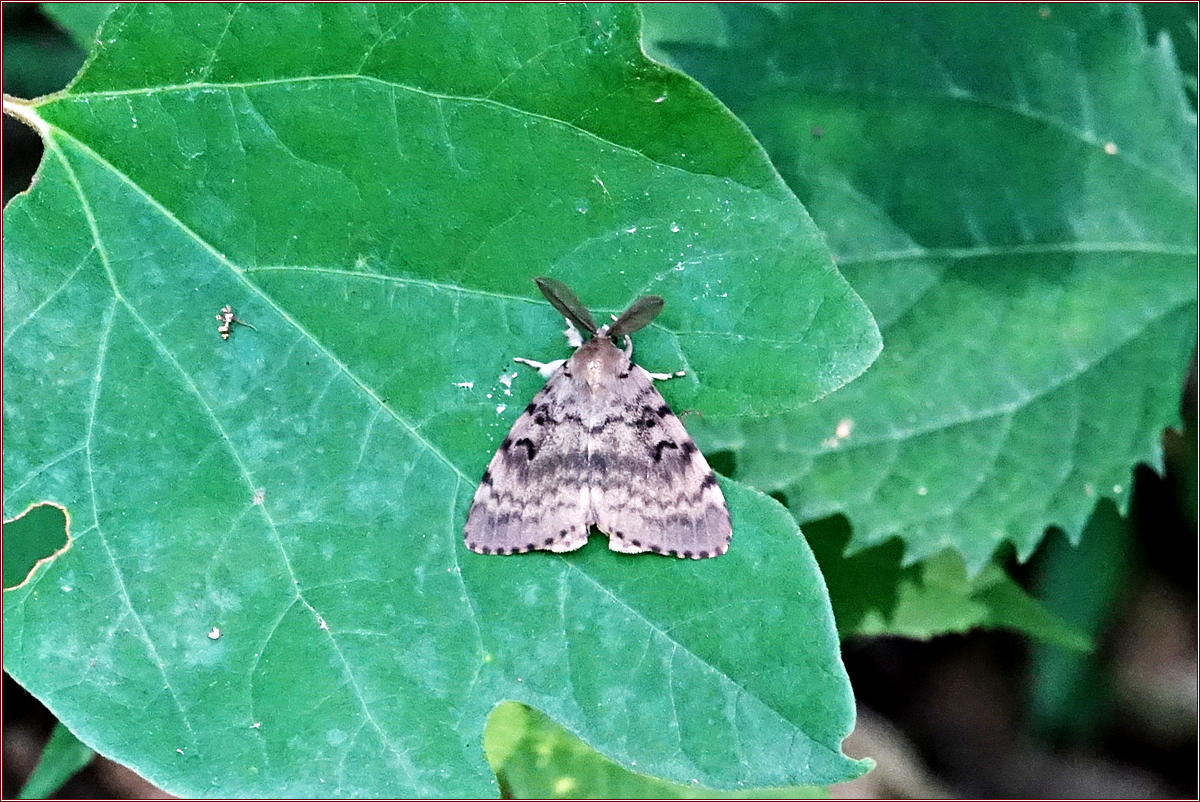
top-left (1028, 499), bottom-right (1135, 738)
top-left (18, 722), bottom-right (95, 800)
top-left (805, 516), bottom-right (1090, 649)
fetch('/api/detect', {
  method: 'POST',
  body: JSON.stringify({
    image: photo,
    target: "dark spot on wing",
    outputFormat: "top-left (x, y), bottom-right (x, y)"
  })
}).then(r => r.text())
top-left (513, 437), bottom-right (538, 460)
top-left (652, 440), bottom-right (679, 462)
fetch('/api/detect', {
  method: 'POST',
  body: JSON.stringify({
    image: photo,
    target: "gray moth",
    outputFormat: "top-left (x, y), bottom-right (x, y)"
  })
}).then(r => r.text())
top-left (464, 278), bottom-right (731, 559)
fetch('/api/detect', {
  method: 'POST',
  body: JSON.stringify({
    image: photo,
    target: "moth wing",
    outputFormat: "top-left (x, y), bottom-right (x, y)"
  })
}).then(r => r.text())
top-left (464, 369), bottom-right (591, 555)
top-left (589, 367), bottom-right (731, 559)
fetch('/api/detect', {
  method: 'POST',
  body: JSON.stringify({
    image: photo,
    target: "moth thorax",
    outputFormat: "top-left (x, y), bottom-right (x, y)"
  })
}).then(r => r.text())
top-left (577, 337), bottom-right (623, 392)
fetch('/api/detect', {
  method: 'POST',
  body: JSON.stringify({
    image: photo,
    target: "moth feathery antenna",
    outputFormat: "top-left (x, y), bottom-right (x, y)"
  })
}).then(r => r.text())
top-left (534, 277), bottom-right (598, 335)
top-left (607, 295), bottom-right (664, 340)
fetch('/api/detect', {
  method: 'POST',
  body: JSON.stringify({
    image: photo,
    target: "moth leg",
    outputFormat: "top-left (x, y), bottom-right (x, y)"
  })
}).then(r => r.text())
top-left (638, 365), bottom-right (687, 382)
top-left (624, 337), bottom-right (684, 381)
top-left (562, 318), bottom-right (585, 348)
top-left (513, 356), bottom-right (566, 378)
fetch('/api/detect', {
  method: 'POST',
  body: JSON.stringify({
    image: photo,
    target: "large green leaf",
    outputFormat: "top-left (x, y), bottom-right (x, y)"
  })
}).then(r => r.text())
top-left (649, 3), bottom-right (1197, 572)
top-left (2, 4), bottom-right (877, 797)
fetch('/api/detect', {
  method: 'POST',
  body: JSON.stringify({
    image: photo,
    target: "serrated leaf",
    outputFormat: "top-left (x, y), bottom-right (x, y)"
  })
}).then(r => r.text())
top-left (2, 4), bottom-right (875, 797)
top-left (652, 3), bottom-right (1197, 572)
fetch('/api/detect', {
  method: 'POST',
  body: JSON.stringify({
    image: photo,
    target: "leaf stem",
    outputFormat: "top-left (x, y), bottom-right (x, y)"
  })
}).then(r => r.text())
top-left (3, 94), bottom-right (48, 138)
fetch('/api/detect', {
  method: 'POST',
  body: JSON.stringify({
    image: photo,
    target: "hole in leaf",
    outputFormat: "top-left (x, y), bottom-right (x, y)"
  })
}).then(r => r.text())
top-left (3, 503), bottom-right (69, 589)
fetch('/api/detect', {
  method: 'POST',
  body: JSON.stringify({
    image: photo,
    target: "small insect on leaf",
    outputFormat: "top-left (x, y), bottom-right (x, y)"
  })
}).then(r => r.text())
top-left (215, 305), bottom-right (256, 340)
top-left (464, 279), bottom-right (730, 559)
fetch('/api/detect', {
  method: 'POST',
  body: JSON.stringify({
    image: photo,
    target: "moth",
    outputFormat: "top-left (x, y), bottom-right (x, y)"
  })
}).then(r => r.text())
top-left (464, 278), bottom-right (731, 559)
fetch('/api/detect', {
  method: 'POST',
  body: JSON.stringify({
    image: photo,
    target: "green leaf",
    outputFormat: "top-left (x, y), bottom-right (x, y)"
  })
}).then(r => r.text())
top-left (1028, 499), bottom-right (1135, 739)
top-left (3, 4), bottom-right (875, 797)
top-left (652, 4), bottom-right (1198, 572)
top-left (805, 515), bottom-right (1090, 649)
top-left (42, 2), bottom-right (117, 53)
top-left (486, 702), bottom-right (828, 799)
top-left (18, 722), bottom-right (95, 800)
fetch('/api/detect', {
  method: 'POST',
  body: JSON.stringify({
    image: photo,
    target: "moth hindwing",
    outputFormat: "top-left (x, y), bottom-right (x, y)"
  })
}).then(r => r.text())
top-left (464, 280), bottom-right (730, 559)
